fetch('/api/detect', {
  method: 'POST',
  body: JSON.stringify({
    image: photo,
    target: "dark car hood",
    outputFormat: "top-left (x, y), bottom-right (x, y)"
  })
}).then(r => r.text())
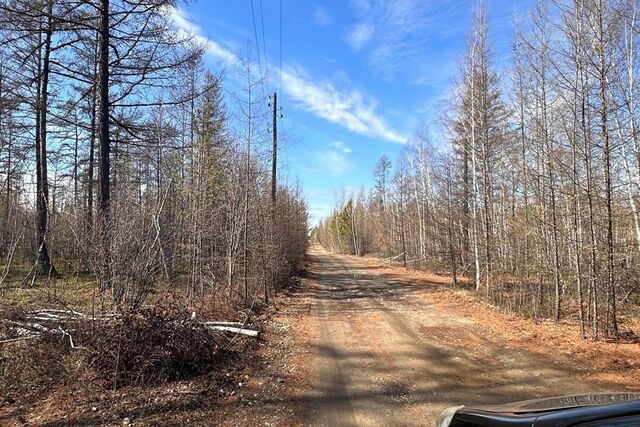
top-left (465, 393), bottom-right (640, 415)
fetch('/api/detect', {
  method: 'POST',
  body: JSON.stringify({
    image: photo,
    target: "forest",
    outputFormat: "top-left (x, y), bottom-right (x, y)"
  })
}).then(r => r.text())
top-left (0, 0), bottom-right (308, 309)
top-left (318, 0), bottom-right (640, 340)
top-left (0, 0), bottom-right (308, 409)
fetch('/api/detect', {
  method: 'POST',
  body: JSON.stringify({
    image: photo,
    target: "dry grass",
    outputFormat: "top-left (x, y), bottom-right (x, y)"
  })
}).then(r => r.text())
top-left (1, 277), bottom-right (103, 313)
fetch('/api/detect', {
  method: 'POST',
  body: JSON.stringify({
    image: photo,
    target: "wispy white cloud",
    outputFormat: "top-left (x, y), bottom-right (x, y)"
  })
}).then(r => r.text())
top-left (350, 0), bottom-right (373, 15)
top-left (281, 66), bottom-right (407, 143)
top-left (314, 147), bottom-right (353, 176)
top-left (313, 5), bottom-right (333, 26)
top-left (330, 141), bottom-right (352, 153)
top-left (347, 0), bottom-right (467, 81)
top-left (166, 6), bottom-right (238, 65)
top-left (167, 6), bottom-right (406, 144)
top-left (346, 23), bottom-right (374, 50)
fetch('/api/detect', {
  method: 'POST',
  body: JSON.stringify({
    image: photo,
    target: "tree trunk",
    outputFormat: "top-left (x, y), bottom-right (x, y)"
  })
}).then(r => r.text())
top-left (98, 0), bottom-right (111, 293)
top-left (35, 1), bottom-right (57, 278)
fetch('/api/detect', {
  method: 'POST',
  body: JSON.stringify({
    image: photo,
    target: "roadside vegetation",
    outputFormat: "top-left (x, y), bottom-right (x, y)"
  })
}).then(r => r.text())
top-left (0, 0), bottom-right (308, 420)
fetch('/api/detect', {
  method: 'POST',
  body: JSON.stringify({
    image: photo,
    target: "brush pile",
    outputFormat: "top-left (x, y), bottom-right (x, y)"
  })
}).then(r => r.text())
top-left (0, 304), bottom-right (259, 387)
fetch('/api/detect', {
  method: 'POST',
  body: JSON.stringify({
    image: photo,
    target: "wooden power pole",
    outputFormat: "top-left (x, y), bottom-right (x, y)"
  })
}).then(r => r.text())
top-left (266, 92), bottom-right (278, 305)
top-left (271, 92), bottom-right (277, 210)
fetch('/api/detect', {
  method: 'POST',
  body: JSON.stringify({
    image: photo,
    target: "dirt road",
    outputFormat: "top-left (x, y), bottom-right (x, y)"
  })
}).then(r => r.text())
top-left (275, 245), bottom-right (605, 426)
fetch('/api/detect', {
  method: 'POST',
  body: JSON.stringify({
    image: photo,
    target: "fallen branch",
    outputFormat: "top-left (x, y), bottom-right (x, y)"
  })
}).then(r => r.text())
top-left (1, 309), bottom-right (260, 344)
top-left (57, 326), bottom-right (86, 350)
top-left (206, 325), bottom-right (259, 338)
top-left (387, 252), bottom-right (405, 262)
top-left (1, 319), bottom-right (53, 333)
top-left (204, 321), bottom-right (245, 327)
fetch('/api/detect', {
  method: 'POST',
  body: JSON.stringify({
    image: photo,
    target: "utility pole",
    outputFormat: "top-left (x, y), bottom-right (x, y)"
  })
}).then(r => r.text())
top-left (265, 92), bottom-right (278, 306)
top-left (271, 92), bottom-right (277, 211)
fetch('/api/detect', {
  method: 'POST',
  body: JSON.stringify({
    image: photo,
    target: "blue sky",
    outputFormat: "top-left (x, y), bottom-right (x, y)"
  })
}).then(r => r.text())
top-left (170, 0), bottom-right (533, 225)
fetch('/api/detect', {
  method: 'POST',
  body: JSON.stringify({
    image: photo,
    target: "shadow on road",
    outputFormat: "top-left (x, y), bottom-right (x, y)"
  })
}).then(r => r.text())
top-left (284, 248), bottom-right (599, 426)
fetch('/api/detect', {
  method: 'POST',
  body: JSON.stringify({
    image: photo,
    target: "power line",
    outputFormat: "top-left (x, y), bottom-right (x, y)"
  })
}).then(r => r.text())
top-left (279, 0), bottom-right (283, 97)
top-left (259, 0), bottom-right (269, 89)
top-left (249, 0), bottom-right (266, 96)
